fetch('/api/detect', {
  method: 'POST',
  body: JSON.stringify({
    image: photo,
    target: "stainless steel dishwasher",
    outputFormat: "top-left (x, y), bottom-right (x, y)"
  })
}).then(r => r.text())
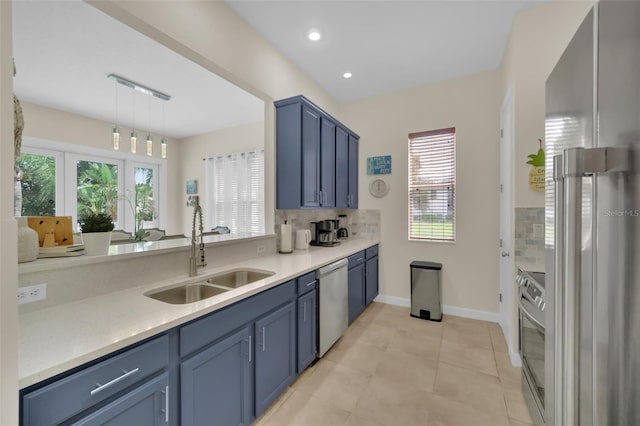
top-left (316, 258), bottom-right (349, 357)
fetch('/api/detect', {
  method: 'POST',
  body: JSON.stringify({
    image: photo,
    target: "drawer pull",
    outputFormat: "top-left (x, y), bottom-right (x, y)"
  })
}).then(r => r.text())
top-left (306, 281), bottom-right (315, 287)
top-left (90, 368), bottom-right (140, 396)
top-left (161, 385), bottom-right (169, 423)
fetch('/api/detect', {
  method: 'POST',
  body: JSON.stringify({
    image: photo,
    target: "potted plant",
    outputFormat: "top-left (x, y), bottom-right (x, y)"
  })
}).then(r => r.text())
top-left (80, 212), bottom-right (115, 255)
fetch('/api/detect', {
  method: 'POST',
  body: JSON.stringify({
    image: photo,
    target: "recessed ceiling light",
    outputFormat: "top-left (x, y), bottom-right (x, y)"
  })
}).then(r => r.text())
top-left (343, 72), bottom-right (353, 79)
top-left (308, 30), bottom-right (321, 41)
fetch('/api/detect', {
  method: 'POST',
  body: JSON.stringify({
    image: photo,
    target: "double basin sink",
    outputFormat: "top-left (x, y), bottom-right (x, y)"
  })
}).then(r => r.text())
top-left (146, 269), bottom-right (275, 305)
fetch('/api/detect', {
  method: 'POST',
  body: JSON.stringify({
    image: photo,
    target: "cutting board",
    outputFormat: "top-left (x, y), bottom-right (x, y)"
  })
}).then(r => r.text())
top-left (27, 216), bottom-right (74, 247)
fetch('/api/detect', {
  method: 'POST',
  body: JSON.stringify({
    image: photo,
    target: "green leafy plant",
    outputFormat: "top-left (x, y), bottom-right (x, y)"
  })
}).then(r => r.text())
top-left (80, 212), bottom-right (115, 233)
top-left (527, 139), bottom-right (545, 167)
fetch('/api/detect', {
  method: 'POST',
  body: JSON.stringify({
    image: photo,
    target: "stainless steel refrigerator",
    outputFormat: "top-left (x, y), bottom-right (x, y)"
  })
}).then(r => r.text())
top-left (545, 1), bottom-right (640, 425)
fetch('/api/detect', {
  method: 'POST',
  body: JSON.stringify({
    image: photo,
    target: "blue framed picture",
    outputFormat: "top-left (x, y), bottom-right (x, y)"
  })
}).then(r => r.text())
top-left (367, 155), bottom-right (392, 175)
top-left (186, 179), bottom-right (198, 194)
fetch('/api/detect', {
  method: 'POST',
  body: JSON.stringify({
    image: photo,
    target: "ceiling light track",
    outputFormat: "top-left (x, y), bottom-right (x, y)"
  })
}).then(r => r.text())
top-left (107, 73), bottom-right (171, 101)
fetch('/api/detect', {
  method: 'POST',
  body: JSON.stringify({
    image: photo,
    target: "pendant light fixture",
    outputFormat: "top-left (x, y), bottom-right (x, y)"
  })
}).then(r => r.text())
top-left (112, 81), bottom-right (120, 150)
top-left (146, 95), bottom-right (153, 156)
top-left (161, 102), bottom-right (167, 159)
top-left (107, 74), bottom-right (171, 157)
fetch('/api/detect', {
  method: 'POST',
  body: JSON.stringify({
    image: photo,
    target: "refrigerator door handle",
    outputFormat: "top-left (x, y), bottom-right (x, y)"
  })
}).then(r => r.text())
top-left (562, 149), bottom-right (584, 426)
top-left (552, 154), bottom-right (565, 426)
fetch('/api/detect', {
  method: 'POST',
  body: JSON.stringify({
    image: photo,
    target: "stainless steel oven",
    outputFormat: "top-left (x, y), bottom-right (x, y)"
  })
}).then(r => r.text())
top-left (517, 269), bottom-right (545, 426)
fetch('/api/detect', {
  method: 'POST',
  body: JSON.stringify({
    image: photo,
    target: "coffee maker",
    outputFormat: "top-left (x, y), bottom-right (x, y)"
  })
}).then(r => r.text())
top-left (337, 214), bottom-right (349, 239)
top-left (310, 220), bottom-right (341, 247)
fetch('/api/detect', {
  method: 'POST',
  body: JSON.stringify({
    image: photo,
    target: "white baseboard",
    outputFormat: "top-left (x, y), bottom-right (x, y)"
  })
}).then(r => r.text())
top-left (510, 350), bottom-right (522, 367)
top-left (374, 295), bottom-right (410, 307)
top-left (374, 295), bottom-right (500, 323)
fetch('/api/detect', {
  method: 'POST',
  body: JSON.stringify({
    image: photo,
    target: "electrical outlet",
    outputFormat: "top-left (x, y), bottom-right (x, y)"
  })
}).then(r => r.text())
top-left (257, 245), bottom-right (266, 254)
top-left (18, 284), bottom-right (47, 304)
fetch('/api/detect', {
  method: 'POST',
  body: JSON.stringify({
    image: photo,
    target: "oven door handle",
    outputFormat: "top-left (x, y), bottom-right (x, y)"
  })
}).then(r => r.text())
top-left (519, 299), bottom-right (545, 333)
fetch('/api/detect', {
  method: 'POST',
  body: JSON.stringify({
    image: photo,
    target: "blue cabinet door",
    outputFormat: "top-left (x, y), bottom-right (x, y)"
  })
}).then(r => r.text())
top-left (365, 256), bottom-right (379, 306)
top-left (348, 135), bottom-right (359, 208)
top-left (320, 118), bottom-right (336, 207)
top-left (181, 326), bottom-right (252, 426)
top-left (275, 102), bottom-right (302, 209)
top-left (335, 127), bottom-right (349, 209)
top-left (297, 289), bottom-right (317, 372)
top-left (348, 263), bottom-right (366, 324)
top-left (302, 105), bottom-right (321, 207)
top-left (72, 373), bottom-right (169, 426)
top-left (254, 302), bottom-right (296, 416)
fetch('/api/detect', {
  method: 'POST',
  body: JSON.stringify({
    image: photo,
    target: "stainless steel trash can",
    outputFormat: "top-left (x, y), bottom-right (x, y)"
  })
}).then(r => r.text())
top-left (410, 261), bottom-right (443, 322)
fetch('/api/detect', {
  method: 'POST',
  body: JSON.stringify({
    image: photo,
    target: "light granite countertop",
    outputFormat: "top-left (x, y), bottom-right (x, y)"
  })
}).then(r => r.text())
top-left (19, 238), bottom-right (378, 389)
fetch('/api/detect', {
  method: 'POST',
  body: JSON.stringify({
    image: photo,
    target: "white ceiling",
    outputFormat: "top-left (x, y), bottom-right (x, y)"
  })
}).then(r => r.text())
top-left (12, 0), bottom-right (264, 139)
top-left (226, 0), bottom-right (541, 102)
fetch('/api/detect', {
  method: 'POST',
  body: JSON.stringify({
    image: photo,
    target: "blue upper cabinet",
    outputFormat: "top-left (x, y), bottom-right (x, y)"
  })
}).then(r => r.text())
top-left (335, 127), bottom-right (349, 209)
top-left (275, 95), bottom-right (359, 209)
top-left (348, 134), bottom-right (359, 208)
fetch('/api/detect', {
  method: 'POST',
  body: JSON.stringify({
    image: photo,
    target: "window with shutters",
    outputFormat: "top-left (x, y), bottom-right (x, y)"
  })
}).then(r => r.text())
top-left (408, 127), bottom-right (456, 242)
top-left (205, 150), bottom-right (265, 234)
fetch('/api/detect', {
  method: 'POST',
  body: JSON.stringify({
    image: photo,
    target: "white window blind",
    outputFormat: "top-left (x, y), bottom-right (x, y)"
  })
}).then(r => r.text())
top-left (206, 149), bottom-right (265, 234)
top-left (408, 127), bottom-right (456, 242)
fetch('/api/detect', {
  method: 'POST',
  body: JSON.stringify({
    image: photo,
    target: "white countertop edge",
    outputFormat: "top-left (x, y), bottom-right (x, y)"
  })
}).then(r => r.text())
top-left (19, 238), bottom-right (378, 389)
top-left (18, 233), bottom-right (276, 274)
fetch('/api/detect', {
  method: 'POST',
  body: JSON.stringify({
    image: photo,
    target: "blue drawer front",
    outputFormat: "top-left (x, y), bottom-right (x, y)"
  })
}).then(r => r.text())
top-left (22, 335), bottom-right (169, 426)
top-left (348, 251), bottom-right (366, 268)
top-left (366, 245), bottom-right (379, 259)
top-left (180, 280), bottom-right (296, 358)
top-left (297, 271), bottom-right (316, 295)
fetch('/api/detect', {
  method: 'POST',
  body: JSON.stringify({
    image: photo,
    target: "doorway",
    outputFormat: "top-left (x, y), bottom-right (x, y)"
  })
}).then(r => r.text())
top-left (499, 91), bottom-right (515, 358)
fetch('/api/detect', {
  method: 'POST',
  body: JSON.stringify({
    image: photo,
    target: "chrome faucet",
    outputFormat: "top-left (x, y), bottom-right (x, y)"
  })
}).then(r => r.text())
top-left (189, 198), bottom-right (206, 277)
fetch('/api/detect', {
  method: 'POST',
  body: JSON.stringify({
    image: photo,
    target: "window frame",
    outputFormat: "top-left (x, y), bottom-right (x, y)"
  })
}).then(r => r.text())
top-left (408, 127), bottom-right (457, 243)
top-left (20, 137), bottom-right (167, 233)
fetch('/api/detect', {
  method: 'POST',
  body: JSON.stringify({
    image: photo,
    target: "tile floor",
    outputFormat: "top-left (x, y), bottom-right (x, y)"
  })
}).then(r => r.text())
top-left (255, 302), bottom-right (534, 426)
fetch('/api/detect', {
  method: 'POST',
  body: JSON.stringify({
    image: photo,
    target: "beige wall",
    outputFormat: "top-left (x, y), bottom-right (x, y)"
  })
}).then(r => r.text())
top-left (20, 101), bottom-right (183, 235)
top-left (1, 2), bottom-right (18, 423)
top-left (502, 0), bottom-right (594, 208)
top-left (178, 121), bottom-right (264, 234)
top-left (340, 70), bottom-right (502, 314)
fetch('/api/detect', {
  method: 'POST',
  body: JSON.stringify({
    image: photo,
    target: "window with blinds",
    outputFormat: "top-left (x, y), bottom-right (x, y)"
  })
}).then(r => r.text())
top-left (206, 150), bottom-right (265, 234)
top-left (408, 127), bottom-right (456, 242)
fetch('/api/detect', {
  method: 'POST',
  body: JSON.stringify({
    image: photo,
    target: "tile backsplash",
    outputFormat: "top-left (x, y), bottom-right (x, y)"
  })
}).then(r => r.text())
top-left (514, 207), bottom-right (544, 265)
top-left (275, 209), bottom-right (380, 246)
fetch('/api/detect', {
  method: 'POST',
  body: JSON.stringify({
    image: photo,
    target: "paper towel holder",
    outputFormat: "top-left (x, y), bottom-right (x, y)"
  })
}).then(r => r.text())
top-left (279, 220), bottom-right (293, 254)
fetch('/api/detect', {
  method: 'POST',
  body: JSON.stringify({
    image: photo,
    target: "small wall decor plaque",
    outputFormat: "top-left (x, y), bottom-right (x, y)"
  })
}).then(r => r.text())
top-left (527, 139), bottom-right (545, 192)
top-left (186, 179), bottom-right (198, 195)
top-left (367, 155), bottom-right (392, 175)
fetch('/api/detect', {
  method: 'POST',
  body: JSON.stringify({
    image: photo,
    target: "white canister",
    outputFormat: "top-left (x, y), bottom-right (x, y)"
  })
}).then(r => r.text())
top-left (295, 229), bottom-right (312, 250)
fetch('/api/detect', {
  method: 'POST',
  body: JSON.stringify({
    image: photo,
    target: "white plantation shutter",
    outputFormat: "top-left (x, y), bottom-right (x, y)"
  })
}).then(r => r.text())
top-left (206, 150), bottom-right (264, 234)
top-left (408, 128), bottom-right (456, 242)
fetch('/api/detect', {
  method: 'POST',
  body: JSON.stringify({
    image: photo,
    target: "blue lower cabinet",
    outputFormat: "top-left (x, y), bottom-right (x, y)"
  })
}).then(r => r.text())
top-left (365, 255), bottom-right (379, 306)
top-left (72, 373), bottom-right (169, 426)
top-left (348, 263), bottom-right (366, 324)
top-left (297, 289), bottom-right (317, 372)
top-left (254, 301), bottom-right (297, 417)
top-left (180, 326), bottom-right (252, 426)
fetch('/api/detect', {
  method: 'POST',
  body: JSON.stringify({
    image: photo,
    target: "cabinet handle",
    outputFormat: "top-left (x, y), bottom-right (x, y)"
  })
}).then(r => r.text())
top-left (248, 336), bottom-right (252, 362)
top-left (90, 368), bottom-right (139, 396)
top-left (262, 327), bottom-right (266, 352)
top-left (303, 302), bottom-right (307, 322)
top-left (306, 281), bottom-right (315, 287)
top-left (161, 385), bottom-right (169, 423)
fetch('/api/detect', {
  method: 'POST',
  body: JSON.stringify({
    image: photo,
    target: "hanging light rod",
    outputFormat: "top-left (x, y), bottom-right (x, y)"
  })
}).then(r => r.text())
top-left (107, 73), bottom-right (171, 101)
